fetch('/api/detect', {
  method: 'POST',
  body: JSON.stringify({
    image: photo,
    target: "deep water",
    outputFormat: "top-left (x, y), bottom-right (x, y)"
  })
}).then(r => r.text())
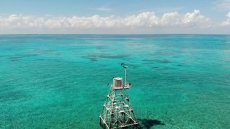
top-left (0, 34), bottom-right (230, 129)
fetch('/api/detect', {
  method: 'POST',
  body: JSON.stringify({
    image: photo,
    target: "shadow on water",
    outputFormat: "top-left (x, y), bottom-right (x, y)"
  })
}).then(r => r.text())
top-left (137, 119), bottom-right (165, 129)
top-left (99, 119), bottom-right (165, 129)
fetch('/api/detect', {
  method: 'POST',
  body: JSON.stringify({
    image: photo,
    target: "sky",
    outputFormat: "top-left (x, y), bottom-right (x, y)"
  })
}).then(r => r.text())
top-left (0, 0), bottom-right (230, 34)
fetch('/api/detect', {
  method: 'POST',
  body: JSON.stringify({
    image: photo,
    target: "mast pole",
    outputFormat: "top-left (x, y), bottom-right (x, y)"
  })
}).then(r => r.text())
top-left (124, 67), bottom-right (126, 86)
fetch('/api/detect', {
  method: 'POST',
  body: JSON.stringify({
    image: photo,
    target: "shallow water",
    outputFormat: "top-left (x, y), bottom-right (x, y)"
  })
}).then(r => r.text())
top-left (0, 34), bottom-right (230, 129)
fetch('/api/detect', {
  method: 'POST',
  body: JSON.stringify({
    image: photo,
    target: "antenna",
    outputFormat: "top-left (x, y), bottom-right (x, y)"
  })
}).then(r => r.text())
top-left (121, 63), bottom-right (128, 87)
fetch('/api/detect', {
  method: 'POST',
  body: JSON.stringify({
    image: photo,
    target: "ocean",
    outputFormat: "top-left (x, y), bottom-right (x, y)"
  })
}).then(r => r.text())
top-left (0, 34), bottom-right (230, 129)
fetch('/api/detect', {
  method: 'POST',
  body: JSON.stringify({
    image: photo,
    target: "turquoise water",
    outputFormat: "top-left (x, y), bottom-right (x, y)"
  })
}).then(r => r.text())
top-left (0, 34), bottom-right (230, 129)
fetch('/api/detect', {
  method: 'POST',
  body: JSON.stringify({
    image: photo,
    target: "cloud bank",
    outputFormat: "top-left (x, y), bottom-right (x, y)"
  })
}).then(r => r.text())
top-left (0, 10), bottom-right (211, 30)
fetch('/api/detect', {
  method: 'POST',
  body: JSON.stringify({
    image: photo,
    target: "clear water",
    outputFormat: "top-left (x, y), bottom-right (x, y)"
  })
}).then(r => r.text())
top-left (0, 34), bottom-right (230, 129)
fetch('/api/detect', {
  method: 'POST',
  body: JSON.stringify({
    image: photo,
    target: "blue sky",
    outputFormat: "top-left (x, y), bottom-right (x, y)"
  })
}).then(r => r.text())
top-left (0, 0), bottom-right (230, 34)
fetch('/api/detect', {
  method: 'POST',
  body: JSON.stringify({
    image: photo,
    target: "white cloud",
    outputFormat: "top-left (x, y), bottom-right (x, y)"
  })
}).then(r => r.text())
top-left (220, 12), bottom-right (230, 26)
top-left (181, 10), bottom-right (211, 28)
top-left (0, 10), bottom-right (211, 30)
top-left (214, 0), bottom-right (230, 11)
top-left (161, 10), bottom-right (211, 28)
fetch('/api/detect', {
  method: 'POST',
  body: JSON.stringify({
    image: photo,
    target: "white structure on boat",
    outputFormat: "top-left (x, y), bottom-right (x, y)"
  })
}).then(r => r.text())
top-left (99, 64), bottom-right (138, 129)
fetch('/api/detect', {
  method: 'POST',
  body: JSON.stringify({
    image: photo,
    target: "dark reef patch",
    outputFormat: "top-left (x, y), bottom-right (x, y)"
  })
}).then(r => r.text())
top-left (7, 54), bottom-right (38, 61)
top-left (82, 54), bottom-right (131, 60)
top-left (35, 48), bottom-right (61, 55)
top-left (95, 45), bottom-right (107, 50)
top-left (0, 89), bottom-right (29, 102)
top-left (90, 58), bottom-right (97, 62)
top-left (142, 59), bottom-right (171, 64)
